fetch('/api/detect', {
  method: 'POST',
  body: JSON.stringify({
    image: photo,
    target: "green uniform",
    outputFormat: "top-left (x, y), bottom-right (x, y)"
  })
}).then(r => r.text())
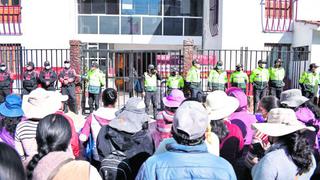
top-left (230, 71), bottom-right (248, 92)
top-left (166, 75), bottom-right (184, 89)
top-left (186, 65), bottom-right (201, 99)
top-left (86, 68), bottom-right (105, 94)
top-left (208, 69), bottom-right (228, 91)
top-left (299, 71), bottom-right (319, 98)
top-left (269, 67), bottom-right (285, 87)
top-left (250, 67), bottom-right (269, 89)
top-left (250, 67), bottom-right (269, 112)
top-left (144, 72), bottom-right (158, 92)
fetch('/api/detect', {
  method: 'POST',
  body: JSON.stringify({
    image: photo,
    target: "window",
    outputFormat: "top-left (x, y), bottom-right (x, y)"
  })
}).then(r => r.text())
top-left (209, 0), bottom-right (218, 36)
top-left (263, 0), bottom-right (293, 32)
top-left (265, 0), bottom-right (292, 19)
top-left (78, 0), bottom-right (120, 14)
top-left (121, 16), bottom-right (141, 34)
top-left (0, 0), bottom-right (19, 6)
top-left (100, 16), bottom-right (119, 34)
top-left (143, 17), bottom-right (162, 35)
top-left (0, 0), bottom-right (21, 35)
top-left (184, 18), bottom-right (202, 36)
top-left (164, 18), bottom-right (182, 36)
top-left (121, 0), bottom-right (161, 15)
top-left (293, 46), bottom-right (309, 61)
top-left (78, 16), bottom-right (98, 34)
top-left (164, 0), bottom-right (203, 17)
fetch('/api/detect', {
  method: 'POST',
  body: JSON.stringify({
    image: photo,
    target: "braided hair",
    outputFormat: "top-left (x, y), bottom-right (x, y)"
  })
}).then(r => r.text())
top-left (26, 114), bottom-right (72, 180)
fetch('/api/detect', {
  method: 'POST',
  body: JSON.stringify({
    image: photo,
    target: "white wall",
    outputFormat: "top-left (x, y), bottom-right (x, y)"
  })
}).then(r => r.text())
top-left (292, 22), bottom-right (315, 47)
top-left (220, 0), bottom-right (292, 50)
top-left (311, 30), bottom-right (320, 63)
top-left (0, 0), bottom-right (78, 49)
top-left (296, 0), bottom-right (320, 21)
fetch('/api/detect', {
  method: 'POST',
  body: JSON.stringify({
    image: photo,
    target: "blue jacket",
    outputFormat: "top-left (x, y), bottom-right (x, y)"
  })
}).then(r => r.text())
top-left (136, 142), bottom-right (236, 180)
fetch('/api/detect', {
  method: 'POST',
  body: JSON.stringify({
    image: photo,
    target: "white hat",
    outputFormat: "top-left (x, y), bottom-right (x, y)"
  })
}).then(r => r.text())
top-left (252, 108), bottom-right (315, 137)
top-left (280, 89), bottom-right (309, 108)
top-left (205, 90), bottom-right (239, 120)
top-left (22, 88), bottom-right (68, 119)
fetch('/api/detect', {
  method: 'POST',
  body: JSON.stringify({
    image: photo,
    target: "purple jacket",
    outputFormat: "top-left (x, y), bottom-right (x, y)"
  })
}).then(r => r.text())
top-left (0, 128), bottom-right (14, 147)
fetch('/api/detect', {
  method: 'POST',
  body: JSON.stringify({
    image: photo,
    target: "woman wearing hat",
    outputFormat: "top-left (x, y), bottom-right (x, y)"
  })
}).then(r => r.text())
top-left (252, 108), bottom-right (316, 179)
top-left (0, 94), bottom-right (24, 147)
top-left (205, 91), bottom-right (244, 174)
top-left (96, 97), bottom-right (154, 179)
top-left (151, 89), bottom-right (185, 148)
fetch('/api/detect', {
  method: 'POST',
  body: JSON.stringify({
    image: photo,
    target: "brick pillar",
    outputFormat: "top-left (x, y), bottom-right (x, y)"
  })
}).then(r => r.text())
top-left (69, 40), bottom-right (82, 112)
top-left (183, 39), bottom-right (194, 78)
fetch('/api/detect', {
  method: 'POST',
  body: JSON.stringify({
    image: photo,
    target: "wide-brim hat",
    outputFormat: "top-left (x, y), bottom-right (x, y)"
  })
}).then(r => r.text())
top-left (205, 90), bottom-right (239, 120)
top-left (0, 94), bottom-right (24, 117)
top-left (252, 108), bottom-right (315, 137)
top-left (22, 88), bottom-right (68, 119)
top-left (280, 89), bottom-right (309, 108)
top-left (162, 89), bottom-right (185, 108)
top-left (109, 97), bottom-right (149, 133)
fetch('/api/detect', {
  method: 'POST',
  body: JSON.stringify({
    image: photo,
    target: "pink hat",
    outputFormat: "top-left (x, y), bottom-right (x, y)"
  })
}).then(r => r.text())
top-left (226, 87), bottom-right (248, 111)
top-left (162, 89), bottom-right (186, 108)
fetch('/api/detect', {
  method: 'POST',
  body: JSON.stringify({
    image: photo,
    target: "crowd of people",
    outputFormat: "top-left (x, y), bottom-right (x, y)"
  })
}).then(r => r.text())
top-left (0, 84), bottom-right (319, 179)
top-left (0, 59), bottom-right (319, 180)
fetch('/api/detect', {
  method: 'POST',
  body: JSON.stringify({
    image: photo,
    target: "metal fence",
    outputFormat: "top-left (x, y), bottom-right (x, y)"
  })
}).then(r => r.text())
top-left (0, 47), bottom-right (69, 94)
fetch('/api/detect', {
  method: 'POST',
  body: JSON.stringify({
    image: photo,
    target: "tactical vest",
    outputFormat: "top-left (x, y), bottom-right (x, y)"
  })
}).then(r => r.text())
top-left (144, 72), bottom-right (157, 92)
top-left (0, 71), bottom-right (11, 88)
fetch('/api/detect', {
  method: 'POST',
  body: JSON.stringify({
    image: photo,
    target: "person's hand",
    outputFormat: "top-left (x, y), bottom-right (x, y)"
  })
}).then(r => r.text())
top-left (68, 78), bottom-right (74, 83)
top-left (46, 81), bottom-right (50, 86)
top-left (63, 80), bottom-right (69, 85)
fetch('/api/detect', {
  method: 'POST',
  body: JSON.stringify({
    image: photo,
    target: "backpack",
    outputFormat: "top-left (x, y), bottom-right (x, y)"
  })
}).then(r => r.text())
top-left (99, 144), bottom-right (133, 180)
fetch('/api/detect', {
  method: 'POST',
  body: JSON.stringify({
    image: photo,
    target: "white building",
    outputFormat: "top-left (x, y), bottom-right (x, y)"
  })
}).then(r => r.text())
top-left (203, 0), bottom-right (320, 64)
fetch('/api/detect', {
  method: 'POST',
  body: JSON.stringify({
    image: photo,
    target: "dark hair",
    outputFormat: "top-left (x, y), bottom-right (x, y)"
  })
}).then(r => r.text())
top-left (259, 96), bottom-right (280, 112)
top-left (26, 114), bottom-right (72, 180)
top-left (304, 99), bottom-right (320, 119)
top-left (102, 88), bottom-right (117, 106)
top-left (210, 119), bottom-right (229, 141)
top-left (278, 131), bottom-right (314, 175)
top-left (172, 128), bottom-right (205, 146)
top-left (0, 142), bottom-right (25, 180)
top-left (0, 116), bottom-right (22, 137)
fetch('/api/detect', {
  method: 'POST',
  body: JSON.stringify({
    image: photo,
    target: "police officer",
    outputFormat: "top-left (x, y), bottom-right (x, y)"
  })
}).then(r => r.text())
top-left (186, 60), bottom-right (201, 99)
top-left (0, 63), bottom-right (12, 103)
top-left (250, 60), bottom-right (270, 112)
top-left (143, 64), bottom-right (161, 119)
top-left (230, 64), bottom-right (249, 93)
top-left (22, 62), bottom-right (38, 95)
top-left (85, 62), bottom-right (105, 113)
top-left (59, 60), bottom-right (78, 114)
top-left (299, 63), bottom-right (319, 99)
top-left (269, 59), bottom-right (285, 99)
top-left (39, 61), bottom-right (57, 91)
top-left (166, 67), bottom-right (184, 93)
top-left (208, 61), bottom-right (228, 91)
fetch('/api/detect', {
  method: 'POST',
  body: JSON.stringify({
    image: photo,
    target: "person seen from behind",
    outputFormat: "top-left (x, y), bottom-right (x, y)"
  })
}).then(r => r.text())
top-left (152, 89), bottom-right (185, 148)
top-left (26, 114), bottom-right (101, 180)
top-left (97, 97), bottom-right (154, 180)
top-left (136, 101), bottom-right (237, 180)
top-left (0, 94), bottom-right (24, 147)
top-left (251, 108), bottom-right (316, 180)
top-left (80, 88), bottom-right (118, 167)
top-left (0, 142), bottom-right (26, 180)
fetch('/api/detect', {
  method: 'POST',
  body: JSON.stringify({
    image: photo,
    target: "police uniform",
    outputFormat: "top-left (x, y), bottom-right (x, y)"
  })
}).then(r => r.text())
top-left (59, 60), bottom-right (78, 114)
top-left (269, 60), bottom-right (285, 99)
top-left (85, 63), bottom-right (105, 113)
top-left (208, 62), bottom-right (228, 91)
top-left (39, 61), bottom-right (57, 91)
top-left (186, 61), bottom-right (201, 99)
top-left (250, 60), bottom-right (269, 112)
top-left (299, 63), bottom-right (319, 99)
top-left (22, 62), bottom-right (38, 95)
top-left (166, 68), bottom-right (184, 93)
top-left (144, 64), bottom-right (161, 119)
top-left (230, 64), bottom-right (248, 93)
top-left (0, 63), bottom-right (11, 103)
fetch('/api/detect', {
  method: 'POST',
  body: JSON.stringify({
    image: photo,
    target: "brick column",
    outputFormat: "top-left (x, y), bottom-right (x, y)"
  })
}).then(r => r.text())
top-left (69, 40), bottom-right (82, 112)
top-left (183, 39), bottom-right (194, 78)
